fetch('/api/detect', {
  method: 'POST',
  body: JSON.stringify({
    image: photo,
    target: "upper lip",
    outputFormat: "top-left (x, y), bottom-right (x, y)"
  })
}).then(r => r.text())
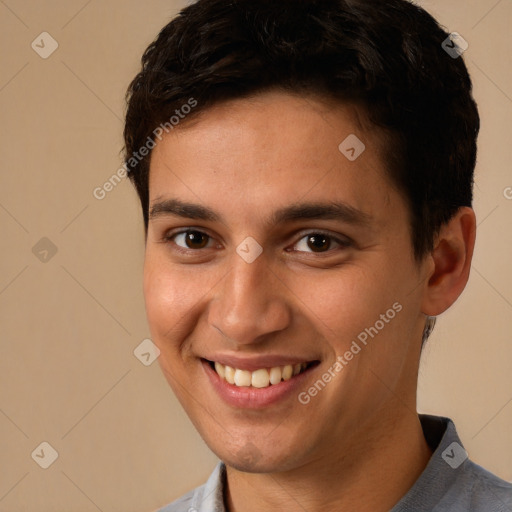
top-left (202, 354), bottom-right (319, 372)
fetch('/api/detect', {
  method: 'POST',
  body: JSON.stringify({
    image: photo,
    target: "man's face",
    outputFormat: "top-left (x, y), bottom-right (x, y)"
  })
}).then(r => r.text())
top-left (144, 91), bottom-right (430, 472)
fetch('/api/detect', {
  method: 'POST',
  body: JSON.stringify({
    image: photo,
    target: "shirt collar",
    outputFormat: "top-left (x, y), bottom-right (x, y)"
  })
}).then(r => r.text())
top-left (189, 460), bottom-right (226, 512)
top-left (390, 414), bottom-right (467, 511)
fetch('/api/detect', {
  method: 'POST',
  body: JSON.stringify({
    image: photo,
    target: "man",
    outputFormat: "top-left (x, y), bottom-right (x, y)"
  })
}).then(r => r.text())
top-left (123, 0), bottom-right (512, 510)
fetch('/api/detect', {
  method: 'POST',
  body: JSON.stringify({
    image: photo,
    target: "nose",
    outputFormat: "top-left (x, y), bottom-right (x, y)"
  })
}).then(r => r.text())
top-left (208, 250), bottom-right (291, 347)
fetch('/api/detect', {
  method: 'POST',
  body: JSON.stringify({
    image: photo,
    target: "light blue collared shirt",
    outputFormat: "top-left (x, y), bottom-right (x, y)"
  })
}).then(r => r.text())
top-left (155, 415), bottom-right (512, 511)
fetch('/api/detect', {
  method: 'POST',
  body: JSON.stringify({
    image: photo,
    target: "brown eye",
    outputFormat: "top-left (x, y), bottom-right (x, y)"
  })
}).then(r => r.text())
top-left (292, 232), bottom-right (351, 254)
top-left (183, 230), bottom-right (209, 249)
top-left (168, 230), bottom-right (212, 250)
top-left (307, 234), bottom-right (331, 252)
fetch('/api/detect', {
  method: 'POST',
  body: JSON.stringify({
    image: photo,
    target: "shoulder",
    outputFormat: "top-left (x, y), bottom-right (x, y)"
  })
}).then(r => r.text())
top-left (393, 415), bottom-right (512, 512)
top-left (454, 459), bottom-right (512, 512)
top-left (430, 455), bottom-right (512, 511)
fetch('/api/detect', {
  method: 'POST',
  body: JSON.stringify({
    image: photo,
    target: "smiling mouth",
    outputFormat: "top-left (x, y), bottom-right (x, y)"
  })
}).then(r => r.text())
top-left (205, 359), bottom-right (320, 388)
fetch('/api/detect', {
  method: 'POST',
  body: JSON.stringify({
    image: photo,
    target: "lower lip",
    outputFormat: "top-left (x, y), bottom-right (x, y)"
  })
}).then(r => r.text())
top-left (202, 359), bottom-right (317, 409)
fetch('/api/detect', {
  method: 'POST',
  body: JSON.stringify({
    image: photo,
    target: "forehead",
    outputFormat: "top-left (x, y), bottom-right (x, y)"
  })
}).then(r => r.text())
top-left (147, 91), bottom-right (400, 227)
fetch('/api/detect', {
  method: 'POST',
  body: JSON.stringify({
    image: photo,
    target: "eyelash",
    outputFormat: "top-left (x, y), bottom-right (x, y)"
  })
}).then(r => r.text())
top-left (161, 228), bottom-right (352, 255)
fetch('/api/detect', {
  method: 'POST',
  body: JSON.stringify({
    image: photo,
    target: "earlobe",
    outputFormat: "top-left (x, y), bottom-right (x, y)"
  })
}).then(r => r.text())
top-left (421, 207), bottom-right (476, 316)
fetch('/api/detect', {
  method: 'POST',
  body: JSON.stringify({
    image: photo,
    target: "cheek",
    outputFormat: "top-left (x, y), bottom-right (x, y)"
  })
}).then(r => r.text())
top-left (144, 261), bottom-right (173, 328)
top-left (143, 255), bottom-right (198, 346)
top-left (298, 265), bottom-right (394, 340)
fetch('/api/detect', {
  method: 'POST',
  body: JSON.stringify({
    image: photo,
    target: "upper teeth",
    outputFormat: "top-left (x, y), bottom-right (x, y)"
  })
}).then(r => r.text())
top-left (214, 361), bottom-right (307, 388)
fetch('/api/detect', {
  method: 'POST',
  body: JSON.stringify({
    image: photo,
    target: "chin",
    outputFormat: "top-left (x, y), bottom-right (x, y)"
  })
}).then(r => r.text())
top-left (223, 455), bottom-right (290, 474)
top-left (211, 438), bottom-right (304, 474)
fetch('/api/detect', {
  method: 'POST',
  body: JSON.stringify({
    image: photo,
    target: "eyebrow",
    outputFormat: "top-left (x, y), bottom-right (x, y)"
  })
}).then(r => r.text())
top-left (148, 198), bottom-right (372, 227)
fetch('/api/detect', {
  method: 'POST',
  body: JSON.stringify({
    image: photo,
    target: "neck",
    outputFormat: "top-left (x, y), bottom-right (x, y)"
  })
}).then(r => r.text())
top-left (224, 412), bottom-right (432, 512)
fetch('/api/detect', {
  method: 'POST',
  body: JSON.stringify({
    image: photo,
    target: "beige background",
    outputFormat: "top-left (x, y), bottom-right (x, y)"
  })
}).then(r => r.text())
top-left (0, 0), bottom-right (511, 510)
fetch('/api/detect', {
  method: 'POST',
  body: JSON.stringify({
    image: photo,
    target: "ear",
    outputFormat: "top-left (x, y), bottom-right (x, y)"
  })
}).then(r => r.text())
top-left (421, 207), bottom-right (476, 316)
